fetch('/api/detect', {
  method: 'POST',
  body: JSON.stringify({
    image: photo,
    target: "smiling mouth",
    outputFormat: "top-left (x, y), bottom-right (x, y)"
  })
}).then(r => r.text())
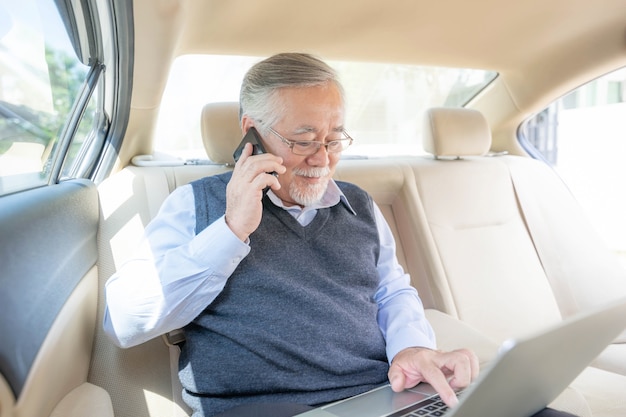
top-left (298, 174), bottom-right (329, 186)
top-left (293, 167), bottom-right (331, 181)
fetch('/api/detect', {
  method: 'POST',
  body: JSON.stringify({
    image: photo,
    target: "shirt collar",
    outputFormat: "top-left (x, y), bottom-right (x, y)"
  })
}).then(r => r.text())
top-left (266, 179), bottom-right (357, 216)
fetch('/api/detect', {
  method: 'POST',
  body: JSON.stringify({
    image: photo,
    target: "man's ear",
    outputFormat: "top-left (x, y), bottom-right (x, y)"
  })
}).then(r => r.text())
top-left (241, 115), bottom-right (254, 135)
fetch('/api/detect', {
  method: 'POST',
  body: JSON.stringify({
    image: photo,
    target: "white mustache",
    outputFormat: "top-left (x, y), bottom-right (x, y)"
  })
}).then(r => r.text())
top-left (292, 167), bottom-right (331, 178)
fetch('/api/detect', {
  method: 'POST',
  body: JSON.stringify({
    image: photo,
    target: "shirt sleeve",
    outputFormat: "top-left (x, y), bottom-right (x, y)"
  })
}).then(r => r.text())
top-left (103, 184), bottom-right (250, 348)
top-left (372, 202), bottom-right (437, 362)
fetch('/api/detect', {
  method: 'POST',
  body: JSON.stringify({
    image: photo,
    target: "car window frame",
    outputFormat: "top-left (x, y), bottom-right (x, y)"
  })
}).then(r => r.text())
top-left (0, 0), bottom-right (132, 196)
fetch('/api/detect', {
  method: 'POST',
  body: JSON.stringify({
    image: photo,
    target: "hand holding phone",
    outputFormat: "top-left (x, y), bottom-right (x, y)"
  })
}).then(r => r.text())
top-left (227, 127), bottom-right (283, 240)
top-left (232, 127), bottom-right (278, 194)
top-left (233, 127), bottom-right (278, 177)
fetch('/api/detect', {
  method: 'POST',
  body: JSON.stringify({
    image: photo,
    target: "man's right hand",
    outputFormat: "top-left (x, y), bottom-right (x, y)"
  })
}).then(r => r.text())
top-left (388, 347), bottom-right (479, 408)
top-left (225, 142), bottom-right (285, 241)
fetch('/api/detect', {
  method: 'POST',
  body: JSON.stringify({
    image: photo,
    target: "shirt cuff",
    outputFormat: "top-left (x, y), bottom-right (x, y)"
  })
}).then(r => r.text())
top-left (385, 323), bottom-right (438, 363)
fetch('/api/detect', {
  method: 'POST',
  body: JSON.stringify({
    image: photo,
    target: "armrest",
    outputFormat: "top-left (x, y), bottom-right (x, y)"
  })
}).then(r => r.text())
top-left (425, 309), bottom-right (499, 366)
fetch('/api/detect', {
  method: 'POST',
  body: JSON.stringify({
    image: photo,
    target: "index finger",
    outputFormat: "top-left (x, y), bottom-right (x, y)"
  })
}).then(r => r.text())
top-left (233, 142), bottom-right (253, 166)
top-left (420, 366), bottom-right (459, 408)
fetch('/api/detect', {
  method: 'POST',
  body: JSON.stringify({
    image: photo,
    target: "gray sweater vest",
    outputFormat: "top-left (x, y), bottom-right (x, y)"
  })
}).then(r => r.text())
top-left (181, 172), bottom-right (388, 415)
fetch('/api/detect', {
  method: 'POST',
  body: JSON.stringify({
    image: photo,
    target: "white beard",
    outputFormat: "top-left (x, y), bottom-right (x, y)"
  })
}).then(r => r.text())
top-left (289, 167), bottom-right (331, 207)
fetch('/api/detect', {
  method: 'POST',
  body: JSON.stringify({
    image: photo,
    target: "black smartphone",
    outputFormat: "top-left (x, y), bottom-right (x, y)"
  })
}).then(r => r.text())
top-left (233, 127), bottom-right (267, 162)
top-left (232, 128), bottom-right (277, 193)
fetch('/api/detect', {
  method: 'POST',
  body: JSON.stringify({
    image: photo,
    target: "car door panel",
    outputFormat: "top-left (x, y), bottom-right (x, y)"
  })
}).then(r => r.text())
top-left (0, 179), bottom-right (99, 416)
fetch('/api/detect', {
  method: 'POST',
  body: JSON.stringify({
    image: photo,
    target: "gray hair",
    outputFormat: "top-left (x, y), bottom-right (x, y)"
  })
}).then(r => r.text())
top-left (239, 53), bottom-right (345, 134)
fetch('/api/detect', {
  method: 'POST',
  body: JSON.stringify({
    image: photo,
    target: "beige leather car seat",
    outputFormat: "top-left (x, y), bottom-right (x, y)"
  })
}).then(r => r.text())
top-left (417, 108), bottom-right (626, 354)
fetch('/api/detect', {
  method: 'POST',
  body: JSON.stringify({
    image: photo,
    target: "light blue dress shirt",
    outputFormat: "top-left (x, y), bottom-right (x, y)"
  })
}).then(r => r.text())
top-left (104, 179), bottom-right (436, 363)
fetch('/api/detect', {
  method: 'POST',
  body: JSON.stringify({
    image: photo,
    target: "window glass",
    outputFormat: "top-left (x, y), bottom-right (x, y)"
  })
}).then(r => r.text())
top-left (520, 67), bottom-right (626, 266)
top-left (0, 1), bottom-right (90, 195)
top-left (154, 55), bottom-right (497, 159)
top-left (60, 73), bottom-right (106, 180)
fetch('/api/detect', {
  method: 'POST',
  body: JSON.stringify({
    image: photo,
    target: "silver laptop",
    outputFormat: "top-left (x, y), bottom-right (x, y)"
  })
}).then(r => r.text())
top-left (297, 297), bottom-right (626, 417)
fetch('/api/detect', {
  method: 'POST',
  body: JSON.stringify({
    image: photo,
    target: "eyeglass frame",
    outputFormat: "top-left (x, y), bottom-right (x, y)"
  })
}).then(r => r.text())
top-left (266, 126), bottom-right (353, 156)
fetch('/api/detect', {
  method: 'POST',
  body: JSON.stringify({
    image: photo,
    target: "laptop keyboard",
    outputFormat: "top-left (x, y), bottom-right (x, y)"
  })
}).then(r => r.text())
top-left (398, 395), bottom-right (449, 416)
top-left (392, 390), bottom-right (465, 417)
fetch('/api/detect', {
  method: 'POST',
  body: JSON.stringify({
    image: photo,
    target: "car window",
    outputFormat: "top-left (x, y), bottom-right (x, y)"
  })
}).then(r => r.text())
top-left (520, 67), bottom-right (626, 266)
top-left (0, 1), bottom-right (99, 195)
top-left (154, 55), bottom-right (497, 160)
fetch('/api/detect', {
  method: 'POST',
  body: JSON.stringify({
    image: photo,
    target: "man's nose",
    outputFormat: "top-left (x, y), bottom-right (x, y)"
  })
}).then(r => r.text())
top-left (306, 144), bottom-right (330, 165)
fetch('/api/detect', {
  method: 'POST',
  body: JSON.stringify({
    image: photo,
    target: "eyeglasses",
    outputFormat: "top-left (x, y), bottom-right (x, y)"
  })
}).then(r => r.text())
top-left (267, 127), bottom-right (353, 156)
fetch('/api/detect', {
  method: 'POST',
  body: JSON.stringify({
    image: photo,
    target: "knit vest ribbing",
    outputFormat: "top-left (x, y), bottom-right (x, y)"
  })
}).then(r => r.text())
top-left (182, 172), bottom-right (388, 415)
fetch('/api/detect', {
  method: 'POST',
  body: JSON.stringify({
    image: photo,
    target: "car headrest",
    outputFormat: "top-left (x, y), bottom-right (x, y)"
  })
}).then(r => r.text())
top-left (422, 107), bottom-right (492, 158)
top-left (201, 102), bottom-right (241, 165)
